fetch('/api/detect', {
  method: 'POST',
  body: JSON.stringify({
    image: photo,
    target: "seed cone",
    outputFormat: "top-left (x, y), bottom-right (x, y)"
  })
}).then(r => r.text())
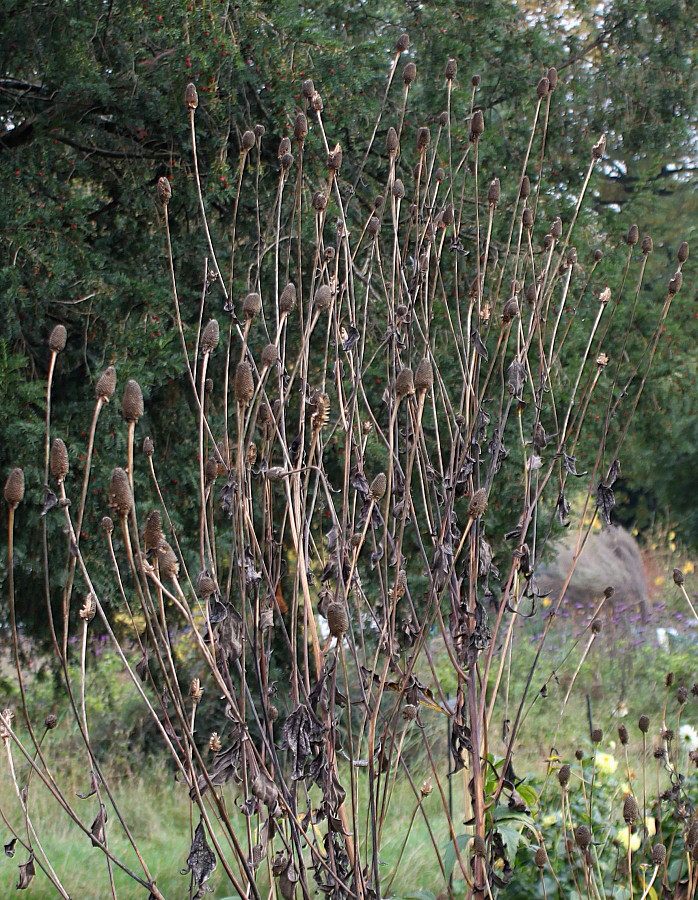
top-left (280, 152), bottom-right (294, 170)
top-left (301, 78), bottom-right (315, 99)
top-left (402, 62), bottom-right (416, 85)
top-left (185, 82), bottom-right (198, 109)
top-left (235, 362), bottom-right (254, 404)
top-left (96, 366), bottom-right (117, 401)
top-left (368, 216), bottom-right (381, 237)
top-left (445, 58), bottom-right (457, 80)
top-left (396, 33), bottom-right (409, 52)
top-left (551, 216), bottom-right (563, 238)
top-left (536, 76), bottom-right (550, 99)
top-left (395, 367), bottom-right (414, 398)
top-left (547, 67), bottom-right (558, 89)
top-left (312, 191), bottom-right (327, 211)
top-left (101, 516), bottom-right (114, 534)
top-left (254, 123), bottom-right (265, 138)
top-left (197, 571), bottom-right (216, 597)
top-left (472, 74), bottom-right (481, 86)
top-left (417, 126), bottom-right (430, 151)
top-left (618, 724), bottom-right (629, 745)
top-left (261, 344), bottom-right (279, 369)
top-left (392, 179), bottom-right (405, 199)
top-left (49, 324), bottom-right (67, 353)
top-left (626, 224), bottom-right (639, 246)
top-left (157, 176), bottom-right (171, 205)
top-left (438, 110), bottom-right (449, 127)
top-left (327, 143), bottom-right (342, 171)
top-left (156, 541), bottom-right (179, 579)
top-left (592, 134), bottom-right (606, 159)
top-left (293, 113), bottom-right (308, 142)
top-left (642, 235), bottom-right (654, 254)
top-left (639, 714), bottom-right (650, 733)
top-left (668, 270), bottom-right (682, 294)
top-left (386, 127), bottom-right (399, 154)
top-left (278, 137), bottom-right (291, 158)
top-left (534, 847), bottom-right (547, 868)
top-left (241, 130), bottom-right (255, 151)
top-left (4, 468), bottom-right (25, 508)
top-left (487, 178), bottom-right (501, 206)
top-left (673, 567), bottom-right (685, 585)
top-left (369, 473), bottom-right (387, 501)
top-left (470, 110), bottom-right (484, 141)
top-left (591, 728), bottom-right (602, 743)
top-left (314, 285), bottom-right (332, 312)
top-left (50, 439), bottom-right (69, 481)
top-left (468, 488), bottom-right (488, 519)
top-left (574, 825), bottom-right (591, 849)
top-left (522, 208), bottom-right (534, 229)
top-left (44, 713), bottom-right (58, 730)
top-left (326, 601), bottom-right (349, 637)
top-left (519, 175), bottom-right (531, 199)
top-left (502, 298), bottom-right (519, 323)
top-left (143, 436), bottom-right (154, 457)
top-left (558, 764), bottom-right (571, 787)
top-left (122, 379), bottom-right (144, 423)
top-left (677, 241), bottom-right (689, 263)
top-left (472, 835), bottom-right (486, 858)
top-left (652, 843), bottom-right (666, 866)
top-left (205, 457), bottom-right (218, 484)
top-left (279, 283), bottom-right (296, 314)
top-left (414, 358), bottom-right (434, 393)
top-left (243, 293), bottom-right (262, 320)
top-left (142, 510), bottom-right (164, 550)
top-left (108, 468), bottom-right (132, 518)
top-left (623, 794), bottom-right (639, 824)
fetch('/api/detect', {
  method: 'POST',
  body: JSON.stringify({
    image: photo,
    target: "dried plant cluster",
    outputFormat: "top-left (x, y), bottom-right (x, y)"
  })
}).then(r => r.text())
top-left (2, 36), bottom-right (693, 900)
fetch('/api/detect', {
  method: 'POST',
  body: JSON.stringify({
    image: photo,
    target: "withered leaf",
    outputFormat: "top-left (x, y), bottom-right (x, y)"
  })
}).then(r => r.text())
top-left (191, 741), bottom-right (243, 798)
top-left (4, 837), bottom-right (16, 858)
top-left (341, 325), bottom-right (360, 352)
top-left (450, 721), bottom-right (473, 773)
top-left (596, 483), bottom-right (616, 524)
top-left (90, 803), bottom-right (107, 847)
top-left (559, 449), bottom-right (587, 477)
top-left (135, 653), bottom-right (149, 682)
top-left (184, 820), bottom-right (217, 889)
top-left (208, 598), bottom-right (228, 624)
top-left (471, 330), bottom-right (489, 361)
top-left (16, 853), bottom-right (35, 890)
top-left (556, 490), bottom-right (571, 527)
top-left (349, 465), bottom-right (369, 497)
top-left (506, 358), bottom-right (526, 396)
top-left (606, 458), bottom-right (621, 487)
top-left (220, 475), bottom-right (236, 516)
top-left (281, 704), bottom-right (323, 780)
top-left (77, 769), bottom-right (102, 800)
top-left (41, 487), bottom-right (57, 516)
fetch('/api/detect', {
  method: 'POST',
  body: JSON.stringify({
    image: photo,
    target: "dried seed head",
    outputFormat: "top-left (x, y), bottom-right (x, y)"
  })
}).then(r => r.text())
top-left (668, 271), bottom-right (682, 294)
top-left (438, 110), bottom-right (449, 128)
top-left (243, 293), bottom-right (262, 320)
top-left (403, 62), bottom-right (417, 85)
top-left (403, 703), bottom-right (418, 721)
top-left (525, 282), bottom-right (537, 304)
top-left (235, 362), bottom-right (254, 404)
top-left (204, 457), bottom-right (218, 485)
top-left (122, 379), bottom-right (144, 423)
top-left (189, 677), bottom-right (204, 702)
top-left (487, 177), bottom-right (501, 205)
top-left (501, 297), bottom-right (519, 323)
top-left (575, 825), bottom-right (591, 849)
top-left (414, 358), bottom-right (434, 393)
top-left (108, 468), bottom-right (132, 518)
top-left (310, 91), bottom-right (324, 112)
top-left (435, 167), bottom-right (446, 183)
top-left (618, 723), bottom-right (629, 745)
top-left (666, 671), bottom-right (675, 687)
top-left (369, 473), bottom-right (387, 501)
top-left (623, 794), bottom-right (639, 825)
top-left (558, 763), bottom-right (571, 787)
top-left (673, 567), bottom-right (685, 585)
top-left (328, 143), bottom-right (342, 171)
top-left (591, 728), bottom-right (602, 744)
top-left (551, 216), bottom-right (563, 238)
top-left (185, 82), bottom-right (198, 109)
top-left (677, 686), bottom-right (688, 704)
top-left (594, 248), bottom-right (604, 261)
top-left (325, 245), bottom-right (336, 260)
top-left (442, 203), bottom-right (454, 226)
top-left (534, 846), bottom-right (547, 868)
top-left (386, 127), bottom-right (399, 154)
top-left (280, 152), bottom-right (294, 171)
top-left (662, 727), bottom-right (674, 741)
top-left (44, 713), bottom-right (58, 730)
top-left (301, 78), bottom-right (315, 99)
top-left (79, 594), bottom-right (96, 621)
top-left (254, 123), bottom-right (265, 138)
top-left (470, 110), bottom-right (484, 141)
top-left (199, 319), bottom-right (219, 355)
top-left (157, 176), bottom-right (172, 206)
top-left (326, 601), bottom-right (349, 637)
top-left (544, 233), bottom-right (554, 249)
top-left (392, 179), bottom-right (405, 200)
top-left (143, 436), bottom-right (154, 457)
top-left (396, 32), bottom-right (410, 52)
top-left (241, 129), bottom-right (256, 151)
top-left (101, 516), bottom-right (114, 534)
top-left (96, 366), bottom-right (117, 401)
top-left (536, 76), bottom-right (550, 99)
top-left (293, 113), bottom-right (308, 142)
top-left (156, 540), bottom-right (179, 579)
top-left (547, 67), bottom-right (558, 89)
top-left (279, 282), bottom-right (296, 314)
top-left (197, 571), bottom-right (216, 598)
top-left (142, 509), bottom-right (163, 550)
top-left (472, 74), bottom-right (481, 87)
top-left (310, 391), bottom-right (330, 430)
top-left (204, 378), bottom-right (213, 394)
top-left (626, 224), bottom-right (639, 246)
top-left (592, 134), bottom-right (606, 159)
top-left (417, 126), bottom-right (430, 151)
top-left (49, 324), bottom-right (67, 353)
top-left (260, 343), bottom-right (279, 370)
top-left (472, 835), bottom-right (486, 858)
top-left (209, 732), bottom-right (221, 752)
top-left (314, 285), bottom-right (332, 312)
top-left (278, 137), bottom-right (291, 158)
top-left (575, 748), bottom-right (584, 760)
top-left (519, 175), bottom-right (531, 199)
top-left (445, 58), bottom-right (457, 80)
top-left (468, 488), bottom-right (488, 519)
top-left (374, 195), bottom-right (384, 210)
top-left (567, 247), bottom-right (578, 266)
top-left (395, 367), bottom-right (415, 398)
top-left (678, 241), bottom-right (689, 263)
top-left (522, 208), bottom-right (534, 230)
top-left (312, 191), bottom-right (327, 211)
top-left (638, 714), bottom-right (650, 733)
top-left (4, 468), bottom-right (24, 508)
top-left (368, 216), bottom-right (382, 237)
top-left (50, 439), bottom-right (69, 481)
top-left (641, 235), bottom-right (653, 254)
top-left (651, 843), bottom-right (666, 866)
top-left (687, 822), bottom-right (698, 848)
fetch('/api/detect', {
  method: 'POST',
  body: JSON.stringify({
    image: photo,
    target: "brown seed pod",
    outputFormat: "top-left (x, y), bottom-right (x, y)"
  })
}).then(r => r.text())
top-left (386, 127), bottom-right (399, 155)
top-left (326, 601), bottom-right (349, 637)
top-left (50, 439), bottom-right (69, 481)
top-left (185, 82), bottom-right (198, 109)
top-left (101, 516), bottom-right (114, 534)
top-left (642, 235), bottom-right (653, 255)
top-left (254, 123), bottom-right (265, 138)
top-left (4, 468), bottom-right (25, 508)
top-left (301, 78), bottom-right (315, 99)
top-left (278, 137), bottom-right (291, 158)
top-left (403, 703), bottom-right (418, 721)
top-left (618, 725), bottom-right (629, 749)
top-left (142, 436), bottom-right (154, 457)
top-left (547, 67), bottom-right (558, 89)
top-left (142, 509), bottom-right (164, 550)
top-left (468, 488), bottom-right (488, 519)
top-left (623, 794), bottom-right (639, 825)
top-left (470, 110), bottom-right (484, 141)
top-left (438, 110), bottom-right (449, 127)
top-left (666, 671), bottom-right (675, 687)
top-left (551, 217), bottom-right (563, 239)
top-left (396, 32), bottom-right (410, 52)
top-left (487, 177), bottom-right (501, 205)
top-left (280, 152), bottom-right (294, 171)
top-left (368, 216), bottom-right (382, 237)
top-left (536, 76), bottom-right (550, 99)
top-left (543, 233), bottom-right (554, 249)
top-left (567, 247), bottom-right (578, 266)
top-left (261, 344), bottom-right (279, 370)
top-left (156, 541), bottom-right (179, 579)
top-left (525, 282), bottom-right (537, 305)
top-left (108, 468), bottom-right (132, 518)
top-left (435, 167), bottom-right (446, 183)
top-left (668, 271), bottom-right (682, 294)
top-left (325, 245), bottom-right (337, 261)
top-left (677, 685), bottom-right (688, 704)
top-left (310, 91), bottom-right (324, 112)
top-left (575, 748), bottom-right (584, 760)
top-left (445, 58), bottom-right (457, 80)
top-left (395, 367), bottom-right (414, 398)
top-left (673, 567), bottom-right (685, 585)
top-left (678, 241), bottom-right (689, 263)
top-left (279, 283), bottom-right (296, 314)
top-left (374, 195), bottom-right (384, 210)
top-left (235, 362), bottom-right (254, 404)
top-left (314, 285), bottom-right (332, 312)
top-left (534, 847), bottom-right (547, 868)
top-left (594, 248), bottom-right (604, 261)
top-left (49, 324), bottom-right (67, 353)
top-left (651, 843), bottom-right (666, 866)
top-left (686, 821), bottom-right (698, 848)
top-left (122, 379), bottom-right (144, 423)
top-left (392, 179), bottom-right (405, 200)
top-left (241, 129), bottom-right (256, 151)
top-left (501, 298), bottom-right (519, 323)
top-left (414, 358), bottom-right (434, 393)
top-left (519, 175), bottom-right (531, 199)
top-left (402, 62), bottom-right (417, 85)
top-left (638, 714), bottom-right (650, 733)
top-left (293, 113), bottom-right (308, 142)
top-left (204, 457), bottom-right (218, 485)
top-left (201, 318), bottom-right (220, 353)
top-left (574, 825), bottom-right (591, 850)
top-left (369, 472), bottom-right (387, 501)
top-left (472, 835), bottom-right (486, 858)
top-left (591, 728), bottom-right (603, 743)
top-left (157, 176), bottom-right (172, 205)
top-left (417, 126), bottom-right (430, 151)
top-left (96, 366), bottom-right (117, 401)
top-left (312, 191), bottom-right (327, 211)
top-left (44, 713), bottom-right (58, 730)
top-left (522, 208), bottom-right (534, 229)
top-left (243, 293), bottom-right (262, 320)
top-left (558, 763), bottom-right (571, 787)
top-left (442, 203), bottom-right (454, 226)
top-left (626, 224), bottom-right (639, 246)
top-left (197, 571), bottom-right (216, 597)
top-left (592, 134), bottom-right (606, 159)
top-left (327, 143), bottom-right (342, 171)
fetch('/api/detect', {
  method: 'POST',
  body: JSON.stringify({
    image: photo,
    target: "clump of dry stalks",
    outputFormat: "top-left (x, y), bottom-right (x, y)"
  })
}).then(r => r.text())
top-left (2, 35), bottom-right (692, 900)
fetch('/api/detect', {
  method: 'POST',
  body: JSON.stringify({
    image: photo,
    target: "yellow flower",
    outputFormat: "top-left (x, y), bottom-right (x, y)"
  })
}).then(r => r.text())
top-left (616, 827), bottom-right (641, 852)
top-left (595, 751), bottom-right (618, 775)
top-left (645, 817), bottom-right (656, 838)
top-left (542, 814), bottom-right (557, 827)
top-left (684, 561), bottom-right (695, 575)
